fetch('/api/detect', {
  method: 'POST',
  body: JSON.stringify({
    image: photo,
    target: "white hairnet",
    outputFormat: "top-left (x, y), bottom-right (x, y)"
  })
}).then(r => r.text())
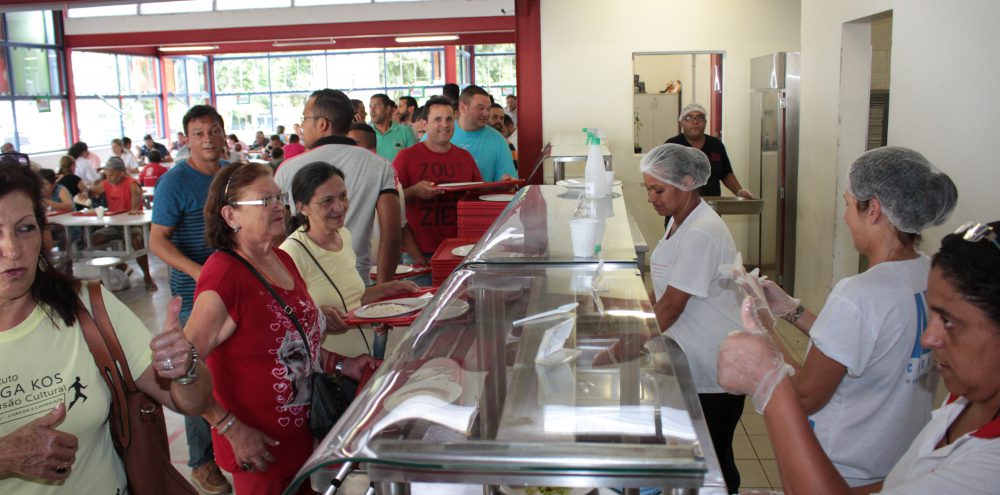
top-left (848, 146), bottom-right (958, 233)
top-left (679, 102), bottom-right (707, 121)
top-left (639, 143), bottom-right (710, 191)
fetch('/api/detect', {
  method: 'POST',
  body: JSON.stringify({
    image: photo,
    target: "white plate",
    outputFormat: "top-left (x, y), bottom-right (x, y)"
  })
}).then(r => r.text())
top-left (384, 381), bottom-right (462, 410)
top-left (451, 244), bottom-right (475, 257)
top-left (479, 194), bottom-right (516, 202)
top-left (556, 179), bottom-right (622, 189)
top-left (354, 301), bottom-right (421, 319)
top-left (369, 264), bottom-right (415, 275)
top-left (498, 487), bottom-right (592, 495)
top-left (438, 300), bottom-right (470, 320)
top-left (437, 181), bottom-right (484, 188)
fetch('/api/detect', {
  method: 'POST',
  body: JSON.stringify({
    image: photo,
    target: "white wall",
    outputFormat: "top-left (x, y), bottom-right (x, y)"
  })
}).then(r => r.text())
top-left (797, 0), bottom-right (1000, 309)
top-left (540, 0), bottom-right (801, 261)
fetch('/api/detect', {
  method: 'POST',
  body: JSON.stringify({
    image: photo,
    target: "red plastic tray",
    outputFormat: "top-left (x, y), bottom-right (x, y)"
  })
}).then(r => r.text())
top-left (435, 178), bottom-right (524, 192)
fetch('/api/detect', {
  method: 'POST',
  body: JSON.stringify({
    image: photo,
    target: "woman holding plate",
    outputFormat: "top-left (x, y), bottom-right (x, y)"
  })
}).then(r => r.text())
top-left (280, 161), bottom-right (420, 360)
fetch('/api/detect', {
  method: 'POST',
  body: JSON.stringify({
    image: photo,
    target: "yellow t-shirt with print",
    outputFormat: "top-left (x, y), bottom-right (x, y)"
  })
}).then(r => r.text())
top-left (0, 285), bottom-right (154, 494)
top-left (280, 226), bottom-right (374, 357)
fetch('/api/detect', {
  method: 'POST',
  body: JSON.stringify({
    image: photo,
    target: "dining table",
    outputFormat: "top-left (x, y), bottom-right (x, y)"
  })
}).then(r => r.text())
top-left (48, 210), bottom-right (153, 263)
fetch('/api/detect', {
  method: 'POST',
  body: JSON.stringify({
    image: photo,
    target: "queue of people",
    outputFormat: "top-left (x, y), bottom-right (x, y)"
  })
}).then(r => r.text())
top-left (4, 84), bottom-right (997, 495)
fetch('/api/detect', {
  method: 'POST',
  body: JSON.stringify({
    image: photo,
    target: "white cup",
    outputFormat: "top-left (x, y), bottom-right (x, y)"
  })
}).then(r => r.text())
top-left (569, 218), bottom-right (600, 257)
top-left (605, 170), bottom-right (616, 191)
top-left (95, 206), bottom-right (106, 220)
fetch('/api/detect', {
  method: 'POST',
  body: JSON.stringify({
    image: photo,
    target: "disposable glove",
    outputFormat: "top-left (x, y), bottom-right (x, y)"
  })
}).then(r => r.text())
top-left (718, 297), bottom-right (794, 413)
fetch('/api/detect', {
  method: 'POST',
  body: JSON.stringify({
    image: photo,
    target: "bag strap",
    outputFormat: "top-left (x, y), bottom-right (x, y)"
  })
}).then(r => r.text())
top-left (287, 237), bottom-right (349, 313)
top-left (287, 236), bottom-right (371, 356)
top-left (222, 249), bottom-right (313, 361)
top-left (77, 282), bottom-right (131, 450)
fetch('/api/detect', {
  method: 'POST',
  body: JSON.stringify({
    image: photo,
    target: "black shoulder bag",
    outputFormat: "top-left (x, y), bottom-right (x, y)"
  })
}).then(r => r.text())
top-left (222, 249), bottom-right (351, 439)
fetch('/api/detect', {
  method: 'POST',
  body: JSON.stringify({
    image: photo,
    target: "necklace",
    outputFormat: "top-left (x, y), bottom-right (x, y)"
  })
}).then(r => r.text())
top-left (944, 404), bottom-right (1000, 445)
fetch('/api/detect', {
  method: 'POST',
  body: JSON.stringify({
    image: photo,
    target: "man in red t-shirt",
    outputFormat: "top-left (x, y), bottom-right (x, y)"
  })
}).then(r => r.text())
top-left (89, 156), bottom-right (157, 290)
top-left (392, 96), bottom-right (482, 255)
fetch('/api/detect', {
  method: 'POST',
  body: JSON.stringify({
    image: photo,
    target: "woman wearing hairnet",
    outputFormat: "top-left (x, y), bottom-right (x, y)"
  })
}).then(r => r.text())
top-left (741, 146), bottom-right (958, 491)
top-left (635, 143), bottom-right (746, 493)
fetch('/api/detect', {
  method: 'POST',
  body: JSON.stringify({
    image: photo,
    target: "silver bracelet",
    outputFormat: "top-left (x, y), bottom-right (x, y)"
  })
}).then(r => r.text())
top-left (217, 415), bottom-right (238, 435)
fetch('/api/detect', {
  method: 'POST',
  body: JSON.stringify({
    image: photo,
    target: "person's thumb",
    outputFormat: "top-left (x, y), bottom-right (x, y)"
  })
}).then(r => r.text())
top-left (162, 296), bottom-right (182, 334)
top-left (33, 402), bottom-right (67, 429)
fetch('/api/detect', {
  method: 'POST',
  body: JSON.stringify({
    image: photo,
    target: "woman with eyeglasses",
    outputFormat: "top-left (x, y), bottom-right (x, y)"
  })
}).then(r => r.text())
top-left (720, 220), bottom-right (1000, 494)
top-left (180, 163), bottom-right (372, 494)
top-left (737, 147), bottom-right (958, 491)
top-left (279, 162), bottom-right (418, 362)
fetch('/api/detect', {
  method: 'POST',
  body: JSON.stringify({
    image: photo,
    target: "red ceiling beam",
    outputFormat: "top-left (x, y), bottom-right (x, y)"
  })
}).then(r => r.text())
top-left (64, 16), bottom-right (514, 51)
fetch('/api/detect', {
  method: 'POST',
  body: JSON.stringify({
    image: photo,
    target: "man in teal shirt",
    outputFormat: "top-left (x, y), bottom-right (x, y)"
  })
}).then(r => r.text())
top-left (451, 85), bottom-right (518, 182)
top-left (371, 93), bottom-right (417, 162)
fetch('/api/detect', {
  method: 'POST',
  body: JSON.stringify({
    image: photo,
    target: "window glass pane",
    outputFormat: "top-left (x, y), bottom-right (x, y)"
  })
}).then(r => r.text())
top-left (75, 98), bottom-right (122, 145)
top-left (140, 0), bottom-right (213, 15)
top-left (295, 0), bottom-right (367, 5)
top-left (474, 43), bottom-right (515, 54)
top-left (0, 51), bottom-right (10, 95)
top-left (164, 58), bottom-right (183, 93)
top-left (11, 47), bottom-right (58, 96)
top-left (122, 97), bottom-right (161, 138)
top-left (0, 102), bottom-right (15, 149)
top-left (67, 5), bottom-right (138, 18)
top-left (167, 96), bottom-right (190, 138)
top-left (474, 54), bottom-right (516, 94)
top-left (384, 51), bottom-right (436, 87)
top-left (214, 58), bottom-right (270, 93)
top-left (271, 93), bottom-right (309, 133)
top-left (72, 51), bottom-right (119, 95)
top-left (269, 55), bottom-right (326, 92)
top-left (216, 0), bottom-right (290, 10)
top-left (117, 55), bottom-right (159, 94)
top-left (6, 11), bottom-right (57, 45)
top-left (216, 94), bottom-right (272, 141)
top-left (14, 99), bottom-right (68, 153)
top-left (327, 52), bottom-right (382, 89)
top-left (186, 58), bottom-right (208, 93)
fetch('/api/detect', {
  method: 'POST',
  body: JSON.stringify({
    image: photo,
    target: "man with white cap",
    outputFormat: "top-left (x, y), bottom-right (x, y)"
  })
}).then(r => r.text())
top-left (665, 102), bottom-right (752, 200)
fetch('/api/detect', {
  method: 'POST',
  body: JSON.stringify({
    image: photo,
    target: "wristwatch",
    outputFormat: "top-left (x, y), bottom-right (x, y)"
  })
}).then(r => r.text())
top-left (174, 344), bottom-right (199, 385)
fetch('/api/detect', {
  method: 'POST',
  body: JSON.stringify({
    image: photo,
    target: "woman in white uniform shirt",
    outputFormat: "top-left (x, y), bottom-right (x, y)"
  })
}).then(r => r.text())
top-left (749, 147), bottom-right (957, 490)
top-left (638, 143), bottom-right (745, 493)
top-left (719, 219), bottom-right (1000, 494)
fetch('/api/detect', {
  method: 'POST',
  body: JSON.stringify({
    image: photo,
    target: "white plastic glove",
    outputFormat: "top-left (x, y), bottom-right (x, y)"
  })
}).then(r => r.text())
top-left (760, 278), bottom-right (800, 317)
top-left (718, 297), bottom-right (794, 413)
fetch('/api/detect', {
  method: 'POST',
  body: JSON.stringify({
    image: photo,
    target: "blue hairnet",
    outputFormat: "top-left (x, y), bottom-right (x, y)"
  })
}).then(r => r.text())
top-left (639, 143), bottom-right (710, 191)
top-left (848, 146), bottom-right (958, 233)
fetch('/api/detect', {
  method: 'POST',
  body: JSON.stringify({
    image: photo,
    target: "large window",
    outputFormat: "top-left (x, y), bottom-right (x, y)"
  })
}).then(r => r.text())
top-left (472, 43), bottom-right (516, 102)
top-left (1, 10), bottom-right (68, 154)
top-left (72, 51), bottom-right (164, 146)
top-left (214, 48), bottom-right (445, 142)
top-left (164, 56), bottom-right (210, 137)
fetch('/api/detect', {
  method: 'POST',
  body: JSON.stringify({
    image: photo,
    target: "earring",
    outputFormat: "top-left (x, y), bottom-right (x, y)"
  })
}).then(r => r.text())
top-left (37, 254), bottom-right (49, 272)
top-left (231, 224), bottom-right (241, 233)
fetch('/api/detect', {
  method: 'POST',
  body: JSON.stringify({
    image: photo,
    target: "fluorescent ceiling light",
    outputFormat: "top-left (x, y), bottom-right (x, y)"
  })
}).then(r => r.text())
top-left (141, 0), bottom-right (213, 15)
top-left (294, 0), bottom-right (367, 5)
top-left (217, 0), bottom-right (291, 10)
top-left (395, 35), bottom-right (459, 43)
top-left (67, 4), bottom-right (138, 18)
top-left (273, 38), bottom-right (338, 47)
top-left (159, 45), bottom-right (219, 52)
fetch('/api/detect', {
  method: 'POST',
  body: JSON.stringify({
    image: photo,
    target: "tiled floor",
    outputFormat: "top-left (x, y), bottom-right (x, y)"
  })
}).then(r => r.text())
top-left (111, 255), bottom-right (799, 494)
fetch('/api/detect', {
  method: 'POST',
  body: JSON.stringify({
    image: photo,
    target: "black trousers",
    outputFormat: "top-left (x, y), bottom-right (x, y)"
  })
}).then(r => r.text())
top-left (699, 392), bottom-right (746, 494)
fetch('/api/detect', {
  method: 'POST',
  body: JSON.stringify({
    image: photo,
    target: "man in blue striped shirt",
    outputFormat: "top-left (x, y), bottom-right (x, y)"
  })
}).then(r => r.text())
top-left (149, 104), bottom-right (231, 495)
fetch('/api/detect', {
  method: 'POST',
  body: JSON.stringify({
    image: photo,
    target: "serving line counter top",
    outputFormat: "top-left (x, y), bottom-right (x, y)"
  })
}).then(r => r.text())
top-left (287, 186), bottom-right (723, 495)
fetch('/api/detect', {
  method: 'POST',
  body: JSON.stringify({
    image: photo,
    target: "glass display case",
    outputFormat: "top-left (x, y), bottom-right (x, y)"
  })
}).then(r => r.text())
top-left (286, 186), bottom-right (725, 495)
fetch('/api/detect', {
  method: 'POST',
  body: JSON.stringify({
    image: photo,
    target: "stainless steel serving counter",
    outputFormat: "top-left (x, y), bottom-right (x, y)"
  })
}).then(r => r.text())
top-left (285, 186), bottom-right (724, 495)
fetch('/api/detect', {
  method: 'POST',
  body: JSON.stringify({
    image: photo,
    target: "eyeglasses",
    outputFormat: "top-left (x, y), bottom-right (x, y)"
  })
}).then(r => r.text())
top-left (300, 114), bottom-right (329, 126)
top-left (954, 222), bottom-right (1000, 252)
top-left (0, 152), bottom-right (30, 167)
top-left (230, 192), bottom-right (289, 208)
top-left (682, 114), bottom-right (707, 123)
